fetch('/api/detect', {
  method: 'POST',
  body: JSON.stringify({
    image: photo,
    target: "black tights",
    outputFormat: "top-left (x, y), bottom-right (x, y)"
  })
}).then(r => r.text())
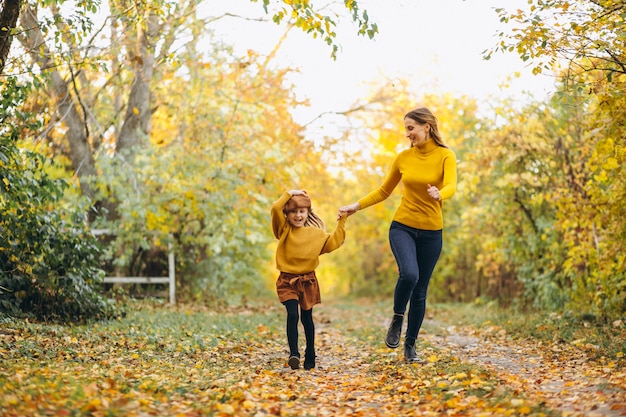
top-left (283, 299), bottom-right (314, 357)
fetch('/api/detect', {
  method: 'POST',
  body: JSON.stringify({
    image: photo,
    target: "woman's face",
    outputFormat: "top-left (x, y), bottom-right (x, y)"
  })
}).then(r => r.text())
top-left (286, 208), bottom-right (309, 228)
top-left (404, 117), bottom-right (430, 147)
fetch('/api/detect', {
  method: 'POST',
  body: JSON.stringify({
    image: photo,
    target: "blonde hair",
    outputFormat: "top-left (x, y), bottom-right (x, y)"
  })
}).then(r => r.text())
top-left (405, 107), bottom-right (448, 148)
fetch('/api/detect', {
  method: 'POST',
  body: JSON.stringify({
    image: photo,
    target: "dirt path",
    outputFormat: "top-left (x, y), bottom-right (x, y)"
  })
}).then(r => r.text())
top-left (422, 321), bottom-right (626, 417)
top-left (260, 323), bottom-right (393, 416)
top-left (242, 305), bottom-right (625, 417)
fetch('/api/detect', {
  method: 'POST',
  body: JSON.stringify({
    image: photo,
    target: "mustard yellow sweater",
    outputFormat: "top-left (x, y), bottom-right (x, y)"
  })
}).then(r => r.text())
top-left (358, 140), bottom-right (457, 230)
top-left (272, 192), bottom-right (347, 274)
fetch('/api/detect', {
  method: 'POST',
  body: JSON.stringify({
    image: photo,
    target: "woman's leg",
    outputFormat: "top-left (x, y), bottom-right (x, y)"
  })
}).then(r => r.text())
top-left (389, 222), bottom-right (420, 314)
top-left (405, 229), bottom-right (442, 344)
top-left (386, 222), bottom-right (419, 348)
top-left (301, 308), bottom-right (316, 369)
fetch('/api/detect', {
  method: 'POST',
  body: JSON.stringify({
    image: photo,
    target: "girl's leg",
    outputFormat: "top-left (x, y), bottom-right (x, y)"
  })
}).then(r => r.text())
top-left (283, 300), bottom-right (300, 358)
top-left (301, 308), bottom-right (316, 369)
top-left (405, 229), bottom-right (442, 345)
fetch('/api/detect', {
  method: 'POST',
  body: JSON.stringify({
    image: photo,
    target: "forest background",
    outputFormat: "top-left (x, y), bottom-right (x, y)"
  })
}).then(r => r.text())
top-left (0, 0), bottom-right (624, 325)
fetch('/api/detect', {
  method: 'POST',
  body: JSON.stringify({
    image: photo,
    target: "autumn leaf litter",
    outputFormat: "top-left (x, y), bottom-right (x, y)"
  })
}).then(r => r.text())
top-left (1, 300), bottom-right (624, 416)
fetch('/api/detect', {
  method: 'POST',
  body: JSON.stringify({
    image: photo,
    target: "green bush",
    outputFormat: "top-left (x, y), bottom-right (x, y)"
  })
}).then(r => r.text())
top-left (0, 78), bottom-right (115, 322)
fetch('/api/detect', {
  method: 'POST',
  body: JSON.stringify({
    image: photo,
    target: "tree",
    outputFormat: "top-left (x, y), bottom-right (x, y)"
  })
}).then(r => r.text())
top-left (18, 3), bottom-right (99, 202)
top-left (483, 0), bottom-right (626, 319)
top-left (486, 1), bottom-right (626, 83)
top-left (0, 0), bottom-right (21, 73)
top-left (11, 0), bottom-right (377, 211)
top-left (2, 0), bottom-right (378, 304)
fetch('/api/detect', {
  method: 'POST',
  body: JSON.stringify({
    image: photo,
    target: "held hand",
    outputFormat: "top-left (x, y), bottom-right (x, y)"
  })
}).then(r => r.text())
top-left (337, 202), bottom-right (360, 220)
top-left (427, 184), bottom-right (441, 201)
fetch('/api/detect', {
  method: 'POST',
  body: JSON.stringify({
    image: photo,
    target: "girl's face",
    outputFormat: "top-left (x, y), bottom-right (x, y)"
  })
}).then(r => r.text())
top-left (404, 117), bottom-right (430, 147)
top-left (287, 208), bottom-right (309, 228)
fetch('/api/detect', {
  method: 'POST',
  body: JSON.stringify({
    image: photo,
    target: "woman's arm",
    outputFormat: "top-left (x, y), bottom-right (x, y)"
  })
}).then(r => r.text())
top-left (439, 153), bottom-right (457, 200)
top-left (338, 156), bottom-right (401, 218)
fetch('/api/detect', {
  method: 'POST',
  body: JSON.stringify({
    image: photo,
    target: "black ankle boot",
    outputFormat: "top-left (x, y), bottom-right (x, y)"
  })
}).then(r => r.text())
top-left (385, 313), bottom-right (403, 348)
top-left (304, 352), bottom-right (316, 370)
top-left (404, 342), bottom-right (420, 363)
top-left (288, 354), bottom-right (300, 370)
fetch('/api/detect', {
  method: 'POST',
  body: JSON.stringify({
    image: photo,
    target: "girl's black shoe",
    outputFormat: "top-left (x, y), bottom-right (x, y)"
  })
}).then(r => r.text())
top-left (304, 354), bottom-right (316, 370)
top-left (288, 355), bottom-right (300, 370)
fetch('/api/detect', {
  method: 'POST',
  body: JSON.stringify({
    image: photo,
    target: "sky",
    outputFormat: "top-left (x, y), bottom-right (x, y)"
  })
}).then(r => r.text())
top-left (201, 0), bottom-right (556, 135)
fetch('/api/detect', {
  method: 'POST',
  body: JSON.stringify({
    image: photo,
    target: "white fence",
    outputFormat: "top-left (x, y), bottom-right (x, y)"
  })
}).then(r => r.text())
top-left (92, 229), bottom-right (176, 304)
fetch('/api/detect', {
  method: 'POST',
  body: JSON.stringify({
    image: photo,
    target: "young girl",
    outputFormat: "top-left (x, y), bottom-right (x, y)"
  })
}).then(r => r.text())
top-left (271, 189), bottom-right (347, 370)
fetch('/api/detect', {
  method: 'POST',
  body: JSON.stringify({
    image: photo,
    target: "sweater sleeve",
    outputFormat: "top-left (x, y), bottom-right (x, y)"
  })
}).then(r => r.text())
top-left (271, 192), bottom-right (292, 239)
top-left (357, 157), bottom-right (402, 210)
top-left (320, 215), bottom-right (347, 254)
top-left (439, 151), bottom-right (457, 201)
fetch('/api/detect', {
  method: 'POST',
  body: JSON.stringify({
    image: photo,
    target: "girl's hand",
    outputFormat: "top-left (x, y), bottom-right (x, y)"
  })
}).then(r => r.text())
top-left (427, 184), bottom-right (441, 201)
top-left (288, 189), bottom-right (307, 196)
top-left (338, 202), bottom-right (360, 219)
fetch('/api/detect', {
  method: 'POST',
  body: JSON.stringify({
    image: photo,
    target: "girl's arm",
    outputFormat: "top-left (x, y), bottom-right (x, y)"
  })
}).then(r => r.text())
top-left (320, 214), bottom-right (347, 254)
top-left (271, 192), bottom-right (292, 238)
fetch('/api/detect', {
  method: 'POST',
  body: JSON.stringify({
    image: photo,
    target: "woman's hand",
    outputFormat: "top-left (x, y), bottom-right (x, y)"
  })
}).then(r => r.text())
top-left (338, 202), bottom-right (360, 220)
top-left (427, 184), bottom-right (441, 201)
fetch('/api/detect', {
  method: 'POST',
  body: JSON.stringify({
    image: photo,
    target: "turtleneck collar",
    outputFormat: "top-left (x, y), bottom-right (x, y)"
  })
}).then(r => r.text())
top-left (415, 139), bottom-right (439, 154)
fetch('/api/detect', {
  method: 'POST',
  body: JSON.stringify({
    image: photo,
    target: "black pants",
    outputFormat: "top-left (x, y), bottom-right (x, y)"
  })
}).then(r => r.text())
top-left (283, 299), bottom-right (314, 357)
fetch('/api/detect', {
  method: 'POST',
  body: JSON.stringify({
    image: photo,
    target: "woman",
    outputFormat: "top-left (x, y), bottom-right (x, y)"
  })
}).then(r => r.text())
top-left (339, 107), bottom-right (457, 363)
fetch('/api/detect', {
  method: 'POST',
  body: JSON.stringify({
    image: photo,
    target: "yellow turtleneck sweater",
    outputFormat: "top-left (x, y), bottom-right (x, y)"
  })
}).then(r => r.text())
top-left (358, 140), bottom-right (457, 230)
top-left (271, 192), bottom-right (347, 274)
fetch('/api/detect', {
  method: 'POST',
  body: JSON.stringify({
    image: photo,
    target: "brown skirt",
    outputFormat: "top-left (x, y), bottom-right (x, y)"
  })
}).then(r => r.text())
top-left (276, 271), bottom-right (321, 311)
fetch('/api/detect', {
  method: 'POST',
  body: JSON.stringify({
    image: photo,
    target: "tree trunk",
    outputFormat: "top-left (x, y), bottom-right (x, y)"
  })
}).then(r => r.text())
top-left (19, 4), bottom-right (96, 200)
top-left (0, 0), bottom-right (22, 74)
top-left (115, 13), bottom-right (157, 158)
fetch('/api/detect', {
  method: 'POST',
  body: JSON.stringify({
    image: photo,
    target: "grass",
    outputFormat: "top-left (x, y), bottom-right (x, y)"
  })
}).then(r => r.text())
top-left (426, 300), bottom-right (626, 360)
